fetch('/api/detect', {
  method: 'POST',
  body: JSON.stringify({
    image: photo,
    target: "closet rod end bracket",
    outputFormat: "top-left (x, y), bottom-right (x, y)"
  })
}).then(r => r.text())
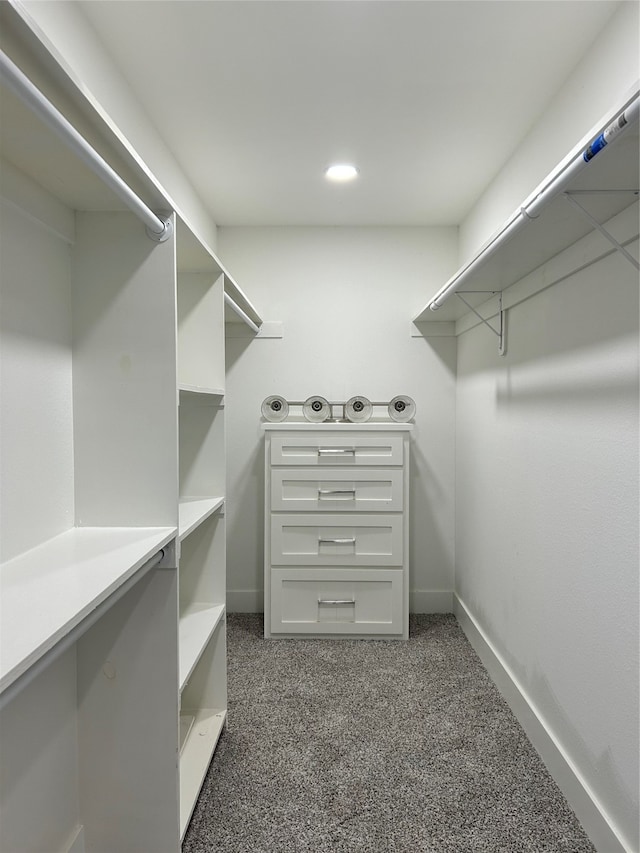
top-left (156, 538), bottom-right (178, 569)
top-left (146, 215), bottom-right (174, 243)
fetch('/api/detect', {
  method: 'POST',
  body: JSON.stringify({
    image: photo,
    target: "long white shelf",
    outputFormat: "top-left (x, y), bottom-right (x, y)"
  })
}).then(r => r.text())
top-left (0, 525), bottom-right (176, 694)
top-left (179, 384), bottom-right (225, 398)
top-left (415, 104), bottom-right (639, 322)
top-left (179, 603), bottom-right (225, 691)
top-left (178, 497), bottom-right (225, 541)
top-left (179, 706), bottom-right (227, 839)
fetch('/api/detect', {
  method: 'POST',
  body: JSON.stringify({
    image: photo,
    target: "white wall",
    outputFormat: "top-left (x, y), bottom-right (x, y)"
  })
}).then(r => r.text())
top-left (453, 6), bottom-right (639, 849)
top-left (0, 180), bottom-right (74, 562)
top-left (460, 0), bottom-right (639, 263)
top-left (455, 240), bottom-right (639, 851)
top-left (218, 226), bottom-right (458, 613)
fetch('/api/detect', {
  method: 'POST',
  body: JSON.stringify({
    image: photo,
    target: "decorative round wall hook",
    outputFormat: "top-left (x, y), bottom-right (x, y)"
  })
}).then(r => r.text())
top-left (261, 395), bottom-right (289, 422)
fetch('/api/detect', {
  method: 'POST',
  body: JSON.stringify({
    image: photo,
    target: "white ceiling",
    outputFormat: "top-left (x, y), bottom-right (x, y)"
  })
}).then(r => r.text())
top-left (78, 0), bottom-right (619, 227)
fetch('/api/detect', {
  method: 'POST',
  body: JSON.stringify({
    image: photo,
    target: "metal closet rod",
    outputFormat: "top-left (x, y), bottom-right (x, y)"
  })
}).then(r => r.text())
top-left (429, 92), bottom-right (640, 310)
top-left (0, 546), bottom-right (166, 711)
top-left (224, 291), bottom-right (261, 333)
top-left (0, 50), bottom-right (173, 243)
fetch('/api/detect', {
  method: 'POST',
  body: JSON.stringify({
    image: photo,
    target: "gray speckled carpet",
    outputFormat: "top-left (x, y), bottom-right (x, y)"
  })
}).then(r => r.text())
top-left (182, 614), bottom-right (595, 853)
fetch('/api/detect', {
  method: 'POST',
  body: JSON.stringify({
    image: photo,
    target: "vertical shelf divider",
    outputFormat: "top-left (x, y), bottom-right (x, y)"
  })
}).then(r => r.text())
top-left (176, 224), bottom-right (228, 837)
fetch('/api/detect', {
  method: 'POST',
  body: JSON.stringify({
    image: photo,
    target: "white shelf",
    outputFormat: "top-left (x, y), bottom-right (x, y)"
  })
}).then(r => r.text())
top-left (179, 384), bottom-right (225, 398)
top-left (179, 714), bottom-right (197, 754)
top-left (176, 216), bottom-right (263, 328)
top-left (175, 220), bottom-right (228, 839)
top-left (222, 271), bottom-right (263, 329)
top-left (179, 497), bottom-right (225, 541)
top-left (415, 119), bottom-right (639, 322)
top-left (179, 603), bottom-right (225, 691)
top-left (0, 526), bottom-right (176, 694)
top-left (179, 706), bottom-right (226, 839)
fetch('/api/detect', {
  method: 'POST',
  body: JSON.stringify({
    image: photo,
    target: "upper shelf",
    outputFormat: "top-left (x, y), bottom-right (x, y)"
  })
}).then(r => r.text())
top-left (179, 384), bottom-right (225, 399)
top-left (415, 91), bottom-right (639, 323)
top-left (0, 2), bottom-right (264, 330)
top-left (176, 217), bottom-right (263, 329)
top-left (0, 4), bottom-right (169, 217)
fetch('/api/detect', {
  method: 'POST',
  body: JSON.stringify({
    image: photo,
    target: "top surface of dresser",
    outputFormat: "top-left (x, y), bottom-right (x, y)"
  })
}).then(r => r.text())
top-left (263, 421), bottom-right (413, 467)
top-left (262, 422), bottom-right (413, 431)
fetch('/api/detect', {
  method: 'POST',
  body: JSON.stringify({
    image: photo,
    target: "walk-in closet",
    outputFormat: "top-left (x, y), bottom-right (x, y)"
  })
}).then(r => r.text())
top-left (1, 2), bottom-right (638, 852)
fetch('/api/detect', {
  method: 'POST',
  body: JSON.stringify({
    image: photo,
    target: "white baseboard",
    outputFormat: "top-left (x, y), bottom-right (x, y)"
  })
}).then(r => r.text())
top-left (454, 594), bottom-right (631, 853)
top-left (227, 589), bottom-right (454, 615)
top-left (409, 589), bottom-right (454, 613)
top-left (227, 589), bottom-right (264, 613)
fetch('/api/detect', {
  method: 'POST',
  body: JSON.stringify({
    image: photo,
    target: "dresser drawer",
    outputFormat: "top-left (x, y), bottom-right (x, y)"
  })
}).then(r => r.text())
top-left (270, 433), bottom-right (403, 467)
top-left (270, 513), bottom-right (402, 566)
top-left (270, 568), bottom-right (403, 635)
top-left (270, 468), bottom-right (403, 512)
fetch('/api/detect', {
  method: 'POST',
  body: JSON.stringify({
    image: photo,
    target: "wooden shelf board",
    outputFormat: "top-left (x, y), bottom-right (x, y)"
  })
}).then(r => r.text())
top-left (0, 525), bottom-right (176, 694)
top-left (178, 497), bottom-right (225, 541)
top-left (179, 706), bottom-right (226, 839)
top-left (179, 603), bottom-right (225, 692)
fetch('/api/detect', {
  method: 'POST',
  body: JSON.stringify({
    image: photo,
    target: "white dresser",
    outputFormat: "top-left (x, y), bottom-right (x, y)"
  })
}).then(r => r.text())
top-left (263, 422), bottom-right (412, 639)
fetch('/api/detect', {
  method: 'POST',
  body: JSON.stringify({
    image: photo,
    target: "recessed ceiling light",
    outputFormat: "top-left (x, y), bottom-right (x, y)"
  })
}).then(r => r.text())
top-left (325, 163), bottom-right (359, 181)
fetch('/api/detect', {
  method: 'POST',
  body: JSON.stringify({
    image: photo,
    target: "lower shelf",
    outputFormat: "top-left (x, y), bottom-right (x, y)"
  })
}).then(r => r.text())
top-left (178, 496), bottom-right (225, 541)
top-left (179, 604), bottom-right (225, 691)
top-left (179, 707), bottom-right (226, 839)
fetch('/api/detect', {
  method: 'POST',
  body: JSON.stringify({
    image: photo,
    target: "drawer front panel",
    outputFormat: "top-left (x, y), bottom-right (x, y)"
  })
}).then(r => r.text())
top-left (270, 568), bottom-right (403, 635)
top-left (271, 468), bottom-right (403, 512)
top-left (270, 434), bottom-right (403, 467)
top-left (271, 513), bottom-right (402, 566)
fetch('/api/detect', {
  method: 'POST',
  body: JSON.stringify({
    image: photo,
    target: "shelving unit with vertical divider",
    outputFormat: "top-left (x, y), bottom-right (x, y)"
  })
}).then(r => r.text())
top-left (0, 5), bottom-right (263, 848)
top-left (0, 51), bottom-right (182, 851)
top-left (176, 220), bottom-right (228, 838)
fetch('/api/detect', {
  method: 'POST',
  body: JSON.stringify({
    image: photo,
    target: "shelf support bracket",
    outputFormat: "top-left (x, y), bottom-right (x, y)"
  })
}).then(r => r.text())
top-left (457, 291), bottom-right (506, 356)
top-left (563, 192), bottom-right (639, 271)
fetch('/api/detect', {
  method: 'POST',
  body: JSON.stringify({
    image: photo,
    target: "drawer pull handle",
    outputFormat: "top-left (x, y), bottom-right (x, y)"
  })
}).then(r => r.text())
top-left (318, 489), bottom-right (356, 497)
top-left (318, 447), bottom-right (355, 455)
top-left (318, 598), bottom-right (355, 606)
top-left (318, 537), bottom-right (356, 545)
